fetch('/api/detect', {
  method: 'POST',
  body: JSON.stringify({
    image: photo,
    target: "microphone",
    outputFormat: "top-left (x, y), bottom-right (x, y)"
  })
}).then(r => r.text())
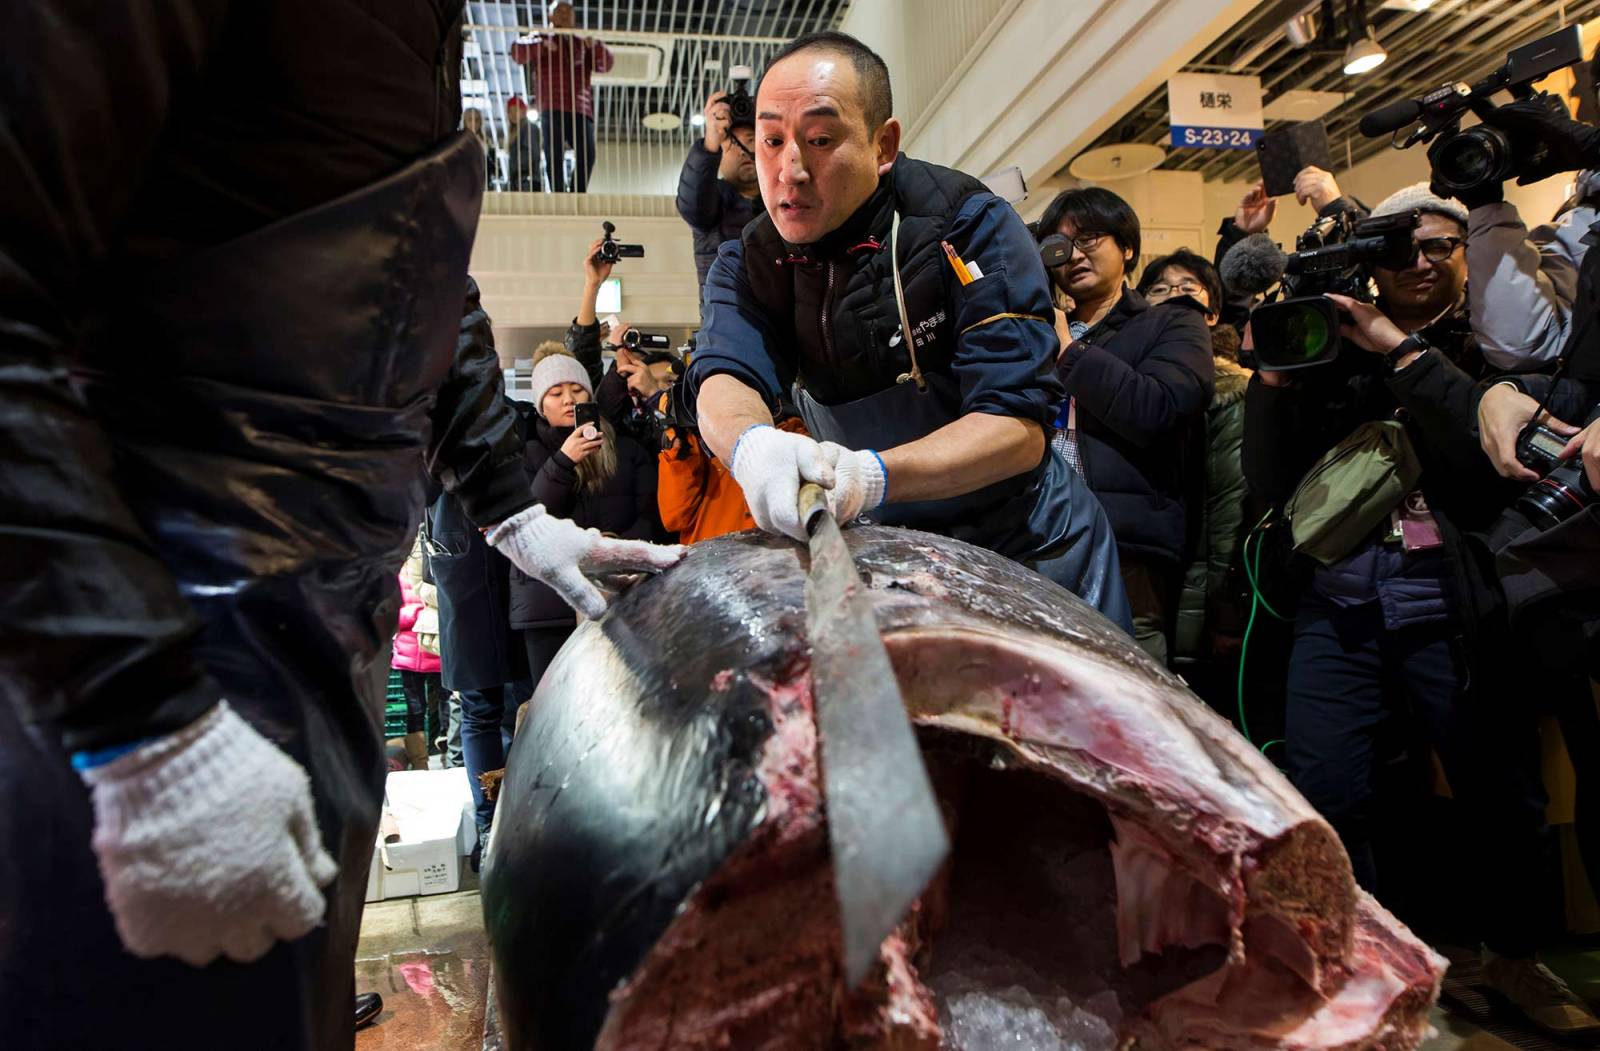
top-left (1220, 234), bottom-right (1288, 297)
top-left (1359, 99), bottom-right (1422, 138)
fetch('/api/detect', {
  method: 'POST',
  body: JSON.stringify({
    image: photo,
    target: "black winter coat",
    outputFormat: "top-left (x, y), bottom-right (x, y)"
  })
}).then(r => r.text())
top-left (1241, 310), bottom-right (1525, 651)
top-left (675, 143), bottom-right (764, 293)
top-left (1057, 289), bottom-right (1215, 566)
top-left (428, 482), bottom-right (528, 693)
top-left (508, 416), bottom-right (660, 627)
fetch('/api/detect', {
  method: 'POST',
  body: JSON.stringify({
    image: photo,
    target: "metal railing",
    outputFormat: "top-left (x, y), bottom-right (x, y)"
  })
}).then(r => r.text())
top-left (460, 0), bottom-right (845, 214)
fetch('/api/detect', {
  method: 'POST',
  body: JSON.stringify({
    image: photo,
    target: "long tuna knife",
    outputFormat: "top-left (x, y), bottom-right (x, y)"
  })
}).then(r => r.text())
top-left (796, 482), bottom-right (950, 989)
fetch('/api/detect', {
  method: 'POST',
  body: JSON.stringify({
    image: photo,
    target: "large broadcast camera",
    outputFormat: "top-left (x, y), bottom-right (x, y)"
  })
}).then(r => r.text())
top-left (1248, 209), bottom-right (1420, 371)
top-left (1358, 26), bottom-right (1583, 194)
top-left (594, 221), bottom-right (645, 265)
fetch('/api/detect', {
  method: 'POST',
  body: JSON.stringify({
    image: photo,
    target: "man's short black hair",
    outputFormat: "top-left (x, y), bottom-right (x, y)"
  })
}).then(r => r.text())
top-left (766, 31), bottom-right (893, 132)
top-left (1036, 187), bottom-right (1141, 269)
top-left (1137, 248), bottom-right (1222, 311)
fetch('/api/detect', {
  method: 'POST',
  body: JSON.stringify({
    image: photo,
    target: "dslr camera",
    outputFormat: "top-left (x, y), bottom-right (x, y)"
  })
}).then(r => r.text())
top-left (594, 221), bottom-right (645, 265)
top-left (1514, 412), bottom-right (1596, 531)
top-left (1359, 26), bottom-right (1583, 195)
top-left (726, 64), bottom-right (756, 127)
top-left (1248, 209), bottom-right (1420, 371)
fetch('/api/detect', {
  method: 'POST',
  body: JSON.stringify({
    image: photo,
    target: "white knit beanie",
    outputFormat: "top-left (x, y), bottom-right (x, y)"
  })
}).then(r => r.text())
top-left (528, 354), bottom-right (593, 418)
top-left (1369, 182), bottom-right (1468, 228)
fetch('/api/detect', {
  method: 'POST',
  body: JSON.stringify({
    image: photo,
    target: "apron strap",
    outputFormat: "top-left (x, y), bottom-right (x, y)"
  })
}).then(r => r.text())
top-left (890, 211), bottom-right (928, 392)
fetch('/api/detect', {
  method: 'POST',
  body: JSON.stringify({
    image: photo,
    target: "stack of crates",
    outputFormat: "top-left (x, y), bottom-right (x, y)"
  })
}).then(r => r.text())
top-left (383, 668), bottom-right (409, 739)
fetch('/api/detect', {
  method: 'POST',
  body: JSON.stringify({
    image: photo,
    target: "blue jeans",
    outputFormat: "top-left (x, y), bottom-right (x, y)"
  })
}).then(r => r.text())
top-left (460, 680), bottom-right (531, 832)
top-left (1285, 598), bottom-right (1547, 954)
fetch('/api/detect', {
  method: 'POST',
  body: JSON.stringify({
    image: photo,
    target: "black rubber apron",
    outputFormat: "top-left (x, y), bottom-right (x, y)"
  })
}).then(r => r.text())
top-left (1, 133), bottom-right (482, 1050)
top-left (795, 215), bottom-right (1131, 629)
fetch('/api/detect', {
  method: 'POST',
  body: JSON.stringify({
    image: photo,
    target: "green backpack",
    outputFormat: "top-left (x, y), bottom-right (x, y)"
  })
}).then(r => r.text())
top-left (1285, 419), bottom-right (1422, 566)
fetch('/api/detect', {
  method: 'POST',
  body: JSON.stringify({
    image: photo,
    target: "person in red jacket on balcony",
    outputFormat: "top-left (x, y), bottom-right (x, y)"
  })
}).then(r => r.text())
top-left (510, 1), bottom-right (613, 193)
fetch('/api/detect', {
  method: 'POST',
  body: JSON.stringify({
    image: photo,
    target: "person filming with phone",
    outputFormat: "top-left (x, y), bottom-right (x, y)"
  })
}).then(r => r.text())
top-left (508, 345), bottom-right (660, 693)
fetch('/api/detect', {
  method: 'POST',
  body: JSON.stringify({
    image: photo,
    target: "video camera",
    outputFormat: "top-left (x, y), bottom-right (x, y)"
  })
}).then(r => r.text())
top-left (1248, 210), bottom-right (1420, 372)
top-left (726, 64), bottom-right (756, 127)
top-left (594, 221), bottom-right (645, 265)
top-left (622, 329), bottom-right (671, 353)
top-left (1358, 26), bottom-right (1583, 194)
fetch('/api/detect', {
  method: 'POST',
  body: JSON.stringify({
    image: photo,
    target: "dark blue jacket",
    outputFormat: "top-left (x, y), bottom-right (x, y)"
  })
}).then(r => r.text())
top-left (675, 143), bottom-right (763, 294)
top-left (685, 170), bottom-right (1061, 428)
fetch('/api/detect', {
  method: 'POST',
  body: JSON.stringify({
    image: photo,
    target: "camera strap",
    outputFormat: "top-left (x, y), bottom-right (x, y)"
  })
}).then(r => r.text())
top-left (890, 211), bottom-right (928, 391)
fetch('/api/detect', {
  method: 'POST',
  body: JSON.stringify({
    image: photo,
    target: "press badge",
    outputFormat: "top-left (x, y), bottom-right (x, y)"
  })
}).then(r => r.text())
top-left (1393, 491), bottom-right (1443, 552)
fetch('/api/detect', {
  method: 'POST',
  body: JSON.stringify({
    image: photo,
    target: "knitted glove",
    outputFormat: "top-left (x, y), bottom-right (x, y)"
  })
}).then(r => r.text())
top-left (729, 424), bottom-right (840, 541)
top-left (77, 702), bottom-right (338, 967)
top-left (818, 442), bottom-right (887, 525)
top-left (487, 503), bottom-right (685, 618)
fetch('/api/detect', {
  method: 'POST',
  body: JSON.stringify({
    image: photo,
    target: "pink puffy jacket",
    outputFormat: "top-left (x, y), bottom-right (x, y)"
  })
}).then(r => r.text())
top-left (392, 535), bottom-right (442, 674)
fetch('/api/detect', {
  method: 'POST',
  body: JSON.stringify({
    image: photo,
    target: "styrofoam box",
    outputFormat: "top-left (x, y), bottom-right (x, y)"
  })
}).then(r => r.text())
top-left (366, 768), bottom-right (476, 901)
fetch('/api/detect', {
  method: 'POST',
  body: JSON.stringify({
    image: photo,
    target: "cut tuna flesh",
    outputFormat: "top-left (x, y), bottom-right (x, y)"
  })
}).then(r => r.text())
top-left (481, 529), bottom-right (1445, 1050)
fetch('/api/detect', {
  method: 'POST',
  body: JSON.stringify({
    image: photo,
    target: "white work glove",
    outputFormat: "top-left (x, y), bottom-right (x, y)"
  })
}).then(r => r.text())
top-left (818, 441), bottom-right (888, 525)
top-left (730, 425), bottom-right (887, 541)
top-left (730, 425), bottom-right (838, 541)
top-left (77, 702), bottom-right (338, 967)
top-left (487, 503), bottom-right (685, 619)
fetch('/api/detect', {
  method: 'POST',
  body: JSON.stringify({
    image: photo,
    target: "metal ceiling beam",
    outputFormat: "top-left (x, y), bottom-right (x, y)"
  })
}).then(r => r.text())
top-left (1081, 0), bottom-right (1598, 184)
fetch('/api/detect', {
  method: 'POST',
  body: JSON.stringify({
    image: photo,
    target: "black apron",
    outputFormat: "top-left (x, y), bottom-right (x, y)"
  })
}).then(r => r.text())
top-left (1, 132), bottom-right (482, 1051)
top-left (795, 216), bottom-right (1131, 631)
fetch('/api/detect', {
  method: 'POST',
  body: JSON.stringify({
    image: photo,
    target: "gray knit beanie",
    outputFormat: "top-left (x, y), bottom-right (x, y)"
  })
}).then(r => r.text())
top-left (1369, 182), bottom-right (1468, 228)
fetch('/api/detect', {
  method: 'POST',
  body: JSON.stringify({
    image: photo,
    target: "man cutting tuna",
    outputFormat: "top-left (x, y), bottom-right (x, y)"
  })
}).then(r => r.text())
top-left (684, 31), bottom-right (1131, 629)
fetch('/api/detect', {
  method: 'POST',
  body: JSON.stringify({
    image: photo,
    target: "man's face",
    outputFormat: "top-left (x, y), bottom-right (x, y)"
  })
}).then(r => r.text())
top-left (755, 50), bottom-right (899, 245)
top-left (719, 126), bottom-right (758, 186)
top-left (548, 2), bottom-right (575, 29)
top-left (1373, 212), bottom-right (1467, 318)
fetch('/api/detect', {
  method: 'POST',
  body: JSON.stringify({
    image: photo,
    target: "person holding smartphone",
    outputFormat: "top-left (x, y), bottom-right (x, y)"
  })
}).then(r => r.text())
top-left (507, 345), bottom-right (659, 703)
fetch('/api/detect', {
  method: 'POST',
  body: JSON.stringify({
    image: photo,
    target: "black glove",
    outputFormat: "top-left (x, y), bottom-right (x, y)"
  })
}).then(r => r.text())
top-left (1480, 93), bottom-right (1600, 184)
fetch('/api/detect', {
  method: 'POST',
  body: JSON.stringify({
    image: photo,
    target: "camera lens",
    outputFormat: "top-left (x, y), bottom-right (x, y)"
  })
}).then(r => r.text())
top-left (1432, 127), bottom-right (1514, 194)
top-left (1251, 297), bottom-right (1338, 370)
top-left (1515, 460), bottom-right (1593, 531)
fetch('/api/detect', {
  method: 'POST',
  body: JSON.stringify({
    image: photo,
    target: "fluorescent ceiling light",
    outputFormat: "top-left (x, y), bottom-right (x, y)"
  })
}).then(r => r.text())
top-left (690, 113), bottom-right (706, 127)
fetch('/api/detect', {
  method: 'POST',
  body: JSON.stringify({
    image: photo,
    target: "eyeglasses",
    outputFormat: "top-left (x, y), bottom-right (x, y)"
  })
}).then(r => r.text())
top-left (1378, 236), bottom-right (1463, 269)
top-left (1060, 231), bottom-right (1108, 255)
top-left (1145, 280), bottom-right (1208, 299)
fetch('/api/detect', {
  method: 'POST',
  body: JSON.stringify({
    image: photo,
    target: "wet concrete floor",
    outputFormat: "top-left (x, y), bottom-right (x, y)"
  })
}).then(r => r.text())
top-left (355, 876), bottom-right (492, 1051)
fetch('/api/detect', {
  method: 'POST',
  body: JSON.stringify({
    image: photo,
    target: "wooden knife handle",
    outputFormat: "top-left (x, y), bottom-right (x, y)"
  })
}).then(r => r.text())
top-left (797, 482), bottom-right (829, 535)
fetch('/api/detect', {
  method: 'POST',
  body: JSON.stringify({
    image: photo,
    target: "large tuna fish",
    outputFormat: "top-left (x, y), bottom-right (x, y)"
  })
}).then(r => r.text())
top-left (482, 528), bottom-right (1444, 1051)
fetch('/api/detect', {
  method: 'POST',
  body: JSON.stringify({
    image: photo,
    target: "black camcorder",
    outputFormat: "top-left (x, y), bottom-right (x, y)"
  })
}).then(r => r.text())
top-left (1248, 210), bottom-right (1420, 372)
top-left (1359, 26), bottom-right (1583, 194)
top-left (622, 329), bottom-right (671, 353)
top-left (594, 221), bottom-right (645, 265)
top-left (727, 64), bottom-right (756, 127)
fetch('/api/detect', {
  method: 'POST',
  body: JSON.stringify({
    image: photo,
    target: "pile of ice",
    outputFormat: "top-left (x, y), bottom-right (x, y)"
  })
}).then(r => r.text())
top-left (928, 943), bottom-right (1121, 1051)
